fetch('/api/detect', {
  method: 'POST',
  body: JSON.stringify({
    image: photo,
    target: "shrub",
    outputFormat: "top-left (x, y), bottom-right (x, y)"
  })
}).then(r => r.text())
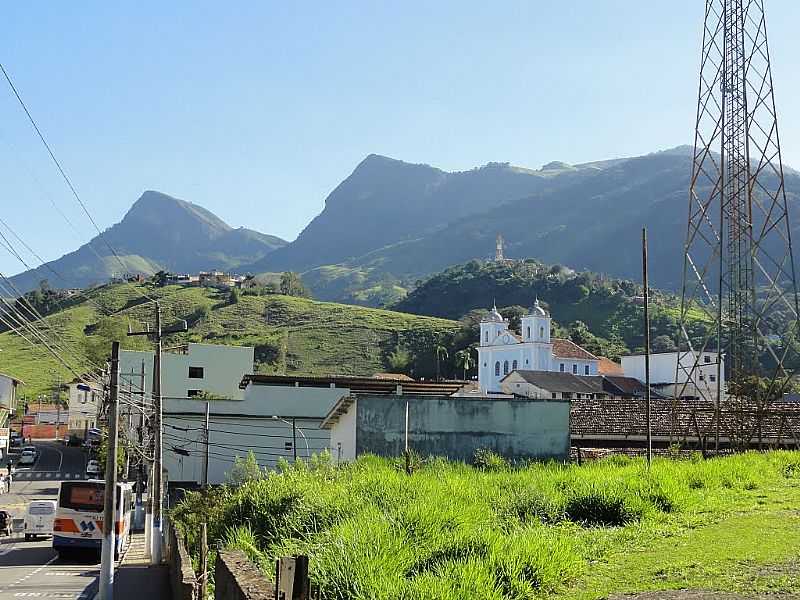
top-left (474, 448), bottom-right (508, 472)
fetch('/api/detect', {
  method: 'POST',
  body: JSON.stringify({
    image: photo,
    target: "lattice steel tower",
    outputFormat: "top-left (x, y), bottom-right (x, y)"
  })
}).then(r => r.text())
top-left (677, 0), bottom-right (800, 428)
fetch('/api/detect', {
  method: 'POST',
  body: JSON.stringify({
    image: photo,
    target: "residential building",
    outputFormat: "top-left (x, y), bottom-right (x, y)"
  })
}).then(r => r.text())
top-left (119, 343), bottom-right (254, 401)
top-left (500, 371), bottom-right (660, 400)
top-left (477, 300), bottom-right (599, 394)
top-left (67, 379), bottom-right (102, 438)
top-left (621, 350), bottom-right (725, 400)
top-left (0, 373), bottom-right (22, 453)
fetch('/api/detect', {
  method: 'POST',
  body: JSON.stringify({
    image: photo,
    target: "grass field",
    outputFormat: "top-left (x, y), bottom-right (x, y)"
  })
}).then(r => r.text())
top-left (172, 451), bottom-right (800, 600)
top-left (0, 283), bottom-right (458, 400)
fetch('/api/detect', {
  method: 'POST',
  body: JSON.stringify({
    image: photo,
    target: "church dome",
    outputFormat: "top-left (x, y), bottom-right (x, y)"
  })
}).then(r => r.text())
top-left (482, 303), bottom-right (505, 323)
top-left (529, 298), bottom-right (548, 317)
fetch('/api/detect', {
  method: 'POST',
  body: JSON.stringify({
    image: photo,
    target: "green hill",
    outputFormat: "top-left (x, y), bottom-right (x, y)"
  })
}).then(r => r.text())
top-left (0, 282), bottom-right (458, 401)
top-left (392, 259), bottom-right (710, 360)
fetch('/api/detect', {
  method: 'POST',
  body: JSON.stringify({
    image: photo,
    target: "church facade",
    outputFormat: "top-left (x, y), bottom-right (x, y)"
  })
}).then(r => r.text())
top-left (477, 300), bottom-right (600, 394)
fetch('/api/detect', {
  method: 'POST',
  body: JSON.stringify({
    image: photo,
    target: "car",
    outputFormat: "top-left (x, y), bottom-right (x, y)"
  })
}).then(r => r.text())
top-left (0, 511), bottom-right (11, 536)
top-left (23, 500), bottom-right (56, 541)
top-left (22, 446), bottom-right (37, 457)
top-left (67, 435), bottom-right (83, 447)
top-left (18, 450), bottom-right (35, 466)
top-left (9, 437), bottom-right (22, 449)
top-left (85, 460), bottom-right (101, 478)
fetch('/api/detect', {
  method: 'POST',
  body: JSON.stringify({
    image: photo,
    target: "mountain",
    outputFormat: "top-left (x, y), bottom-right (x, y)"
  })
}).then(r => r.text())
top-left (10, 191), bottom-right (287, 292)
top-left (248, 147), bottom-right (800, 304)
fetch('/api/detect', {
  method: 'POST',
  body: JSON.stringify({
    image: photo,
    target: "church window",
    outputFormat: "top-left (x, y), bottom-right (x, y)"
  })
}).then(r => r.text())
top-left (572, 364), bottom-right (578, 374)
top-left (709, 374), bottom-right (716, 382)
top-left (485, 331), bottom-right (488, 342)
top-left (526, 326), bottom-right (530, 339)
top-left (539, 326), bottom-right (544, 338)
top-left (584, 365), bottom-right (589, 375)
top-left (495, 362), bottom-right (500, 376)
top-left (525, 359), bottom-right (528, 365)
top-left (559, 363), bottom-right (565, 372)
top-left (512, 360), bottom-right (518, 370)
top-left (503, 361), bottom-right (509, 375)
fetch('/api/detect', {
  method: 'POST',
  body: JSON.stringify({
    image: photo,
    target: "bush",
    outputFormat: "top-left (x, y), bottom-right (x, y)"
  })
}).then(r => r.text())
top-left (474, 448), bottom-right (508, 472)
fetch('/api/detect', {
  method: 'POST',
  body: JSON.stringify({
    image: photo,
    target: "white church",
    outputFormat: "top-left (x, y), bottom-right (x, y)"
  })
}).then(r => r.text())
top-left (477, 299), bottom-right (600, 393)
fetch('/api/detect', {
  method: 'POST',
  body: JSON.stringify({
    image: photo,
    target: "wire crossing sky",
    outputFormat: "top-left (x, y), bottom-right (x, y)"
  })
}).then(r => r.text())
top-left (1, 1), bottom-right (800, 276)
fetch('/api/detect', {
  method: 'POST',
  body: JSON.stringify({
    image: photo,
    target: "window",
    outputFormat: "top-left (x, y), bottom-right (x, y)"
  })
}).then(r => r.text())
top-left (495, 362), bottom-right (500, 376)
top-left (560, 363), bottom-right (565, 372)
top-left (189, 366), bottom-right (204, 379)
top-left (709, 375), bottom-right (716, 382)
top-left (187, 389), bottom-right (202, 397)
top-left (503, 360), bottom-right (509, 375)
top-left (485, 331), bottom-right (488, 342)
top-left (526, 326), bottom-right (531, 339)
top-left (584, 365), bottom-right (590, 375)
top-left (704, 355), bottom-right (711, 364)
top-left (551, 392), bottom-right (557, 399)
top-left (563, 392), bottom-right (573, 399)
top-left (512, 360), bottom-right (518, 371)
top-left (483, 363), bottom-right (487, 368)
top-left (699, 375), bottom-right (705, 381)
top-left (539, 326), bottom-right (544, 338)
top-left (572, 364), bottom-right (578, 374)
top-left (525, 359), bottom-right (529, 365)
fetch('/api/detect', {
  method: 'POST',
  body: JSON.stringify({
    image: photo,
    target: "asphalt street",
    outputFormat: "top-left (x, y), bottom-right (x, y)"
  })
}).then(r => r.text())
top-left (0, 441), bottom-right (98, 600)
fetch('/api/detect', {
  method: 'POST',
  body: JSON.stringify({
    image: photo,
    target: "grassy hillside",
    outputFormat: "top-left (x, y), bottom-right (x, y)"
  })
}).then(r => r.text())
top-left (0, 283), bottom-right (458, 401)
top-left (173, 451), bottom-right (800, 599)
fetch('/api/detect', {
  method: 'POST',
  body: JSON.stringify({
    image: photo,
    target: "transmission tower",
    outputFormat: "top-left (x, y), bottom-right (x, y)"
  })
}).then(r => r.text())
top-left (677, 0), bottom-right (800, 446)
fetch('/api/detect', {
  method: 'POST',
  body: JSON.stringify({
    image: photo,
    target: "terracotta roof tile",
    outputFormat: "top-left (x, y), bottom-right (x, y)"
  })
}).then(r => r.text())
top-left (597, 357), bottom-right (624, 376)
top-left (552, 338), bottom-right (598, 361)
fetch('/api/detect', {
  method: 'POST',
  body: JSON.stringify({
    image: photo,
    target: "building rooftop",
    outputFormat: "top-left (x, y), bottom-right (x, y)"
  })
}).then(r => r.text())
top-left (597, 357), bottom-right (624, 376)
top-left (503, 371), bottom-right (602, 394)
top-left (552, 338), bottom-right (598, 361)
top-left (0, 372), bottom-right (24, 385)
top-left (239, 373), bottom-right (466, 396)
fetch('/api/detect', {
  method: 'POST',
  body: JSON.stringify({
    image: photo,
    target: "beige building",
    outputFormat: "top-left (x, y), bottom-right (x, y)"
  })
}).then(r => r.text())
top-left (67, 379), bottom-right (101, 438)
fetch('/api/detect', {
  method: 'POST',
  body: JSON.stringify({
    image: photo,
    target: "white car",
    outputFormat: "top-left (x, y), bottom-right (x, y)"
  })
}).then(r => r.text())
top-left (22, 446), bottom-right (37, 457)
top-left (85, 460), bottom-right (101, 478)
top-left (18, 450), bottom-right (36, 466)
top-left (24, 500), bottom-right (56, 541)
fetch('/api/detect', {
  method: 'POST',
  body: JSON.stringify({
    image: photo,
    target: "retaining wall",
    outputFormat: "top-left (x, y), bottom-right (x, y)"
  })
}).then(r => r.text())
top-left (215, 550), bottom-right (274, 600)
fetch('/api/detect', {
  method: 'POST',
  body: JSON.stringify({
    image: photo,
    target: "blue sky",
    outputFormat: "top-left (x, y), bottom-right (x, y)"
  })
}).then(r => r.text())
top-left (2, 1), bottom-right (800, 276)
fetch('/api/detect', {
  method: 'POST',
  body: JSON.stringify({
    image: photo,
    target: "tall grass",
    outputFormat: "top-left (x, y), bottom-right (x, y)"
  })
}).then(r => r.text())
top-left (173, 451), bottom-right (800, 600)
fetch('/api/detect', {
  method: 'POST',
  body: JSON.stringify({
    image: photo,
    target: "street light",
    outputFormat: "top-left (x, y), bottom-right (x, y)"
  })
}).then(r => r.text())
top-left (271, 415), bottom-right (309, 460)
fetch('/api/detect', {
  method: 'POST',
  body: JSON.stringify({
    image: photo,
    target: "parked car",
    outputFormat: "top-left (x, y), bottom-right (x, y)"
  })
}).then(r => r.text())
top-left (18, 450), bottom-right (35, 466)
top-left (67, 435), bottom-right (83, 447)
top-left (24, 500), bottom-right (56, 541)
top-left (22, 445), bottom-right (38, 457)
top-left (0, 511), bottom-right (11, 536)
top-left (85, 460), bottom-right (101, 478)
top-left (9, 437), bottom-right (22, 449)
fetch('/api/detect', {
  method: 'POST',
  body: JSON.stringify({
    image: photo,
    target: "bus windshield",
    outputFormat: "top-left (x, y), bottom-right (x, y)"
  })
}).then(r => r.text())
top-left (58, 482), bottom-right (105, 512)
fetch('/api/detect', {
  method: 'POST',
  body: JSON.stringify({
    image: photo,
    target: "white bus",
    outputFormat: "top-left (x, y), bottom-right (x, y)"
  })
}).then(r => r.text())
top-left (53, 480), bottom-right (133, 559)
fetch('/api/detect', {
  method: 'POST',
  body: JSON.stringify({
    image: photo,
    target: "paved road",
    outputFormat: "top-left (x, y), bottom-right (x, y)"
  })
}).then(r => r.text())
top-left (0, 441), bottom-right (98, 600)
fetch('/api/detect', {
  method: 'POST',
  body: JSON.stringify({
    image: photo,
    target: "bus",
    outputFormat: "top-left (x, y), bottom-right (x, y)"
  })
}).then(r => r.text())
top-left (53, 480), bottom-right (133, 559)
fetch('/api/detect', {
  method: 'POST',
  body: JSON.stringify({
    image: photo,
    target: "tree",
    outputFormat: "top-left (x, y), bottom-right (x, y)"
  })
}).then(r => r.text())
top-left (226, 451), bottom-right (263, 485)
top-left (229, 287), bottom-right (241, 304)
top-left (151, 270), bottom-right (169, 287)
top-left (455, 348), bottom-right (474, 380)
top-left (651, 334), bottom-right (677, 353)
top-left (434, 342), bottom-right (449, 381)
top-left (279, 272), bottom-right (310, 297)
top-left (387, 346), bottom-right (412, 374)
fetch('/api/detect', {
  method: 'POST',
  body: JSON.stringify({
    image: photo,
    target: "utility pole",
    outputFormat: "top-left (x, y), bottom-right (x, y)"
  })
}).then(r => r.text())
top-left (642, 228), bottom-right (652, 467)
top-left (134, 361), bottom-right (145, 531)
top-left (292, 418), bottom-right (297, 462)
top-left (100, 341), bottom-right (120, 600)
top-left (202, 402), bottom-right (210, 488)
top-left (128, 302), bottom-right (187, 565)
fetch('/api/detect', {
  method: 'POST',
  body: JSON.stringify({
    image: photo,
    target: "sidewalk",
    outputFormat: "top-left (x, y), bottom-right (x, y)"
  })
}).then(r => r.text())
top-left (115, 532), bottom-right (170, 600)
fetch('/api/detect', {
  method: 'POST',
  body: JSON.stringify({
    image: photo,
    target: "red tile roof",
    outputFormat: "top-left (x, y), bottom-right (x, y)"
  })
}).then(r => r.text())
top-left (552, 338), bottom-right (598, 361)
top-left (597, 357), bottom-right (624, 376)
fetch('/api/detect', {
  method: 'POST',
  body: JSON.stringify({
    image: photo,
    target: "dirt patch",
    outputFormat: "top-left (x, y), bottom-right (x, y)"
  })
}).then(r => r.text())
top-left (612, 592), bottom-right (794, 600)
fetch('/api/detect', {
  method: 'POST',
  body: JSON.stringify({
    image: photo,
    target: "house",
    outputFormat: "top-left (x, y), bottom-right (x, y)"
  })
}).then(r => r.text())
top-left (476, 300), bottom-right (599, 394)
top-left (597, 357), bottom-right (624, 377)
top-left (621, 350), bottom-right (725, 400)
top-left (501, 370), bottom-right (662, 401)
top-left (320, 391), bottom-right (571, 463)
top-left (0, 373), bottom-right (22, 453)
top-left (119, 343), bottom-right (254, 401)
top-left (67, 379), bottom-right (102, 438)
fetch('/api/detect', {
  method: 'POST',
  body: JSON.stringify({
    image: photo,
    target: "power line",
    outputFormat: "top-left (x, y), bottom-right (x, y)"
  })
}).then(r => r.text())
top-left (0, 62), bottom-right (157, 304)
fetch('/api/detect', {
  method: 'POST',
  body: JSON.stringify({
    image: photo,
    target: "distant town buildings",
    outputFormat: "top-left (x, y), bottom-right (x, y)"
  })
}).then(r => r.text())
top-left (621, 350), bottom-right (725, 400)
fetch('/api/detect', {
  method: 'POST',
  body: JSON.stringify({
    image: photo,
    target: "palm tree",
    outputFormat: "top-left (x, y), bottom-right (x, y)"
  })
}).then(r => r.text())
top-left (456, 348), bottom-right (474, 381)
top-left (434, 343), bottom-right (449, 382)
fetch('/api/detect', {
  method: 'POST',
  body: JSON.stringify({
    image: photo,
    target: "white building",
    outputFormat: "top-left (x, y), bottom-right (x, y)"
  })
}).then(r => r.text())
top-left (0, 373), bottom-right (22, 453)
top-left (67, 379), bottom-right (102, 438)
top-left (119, 343), bottom-right (254, 401)
top-left (477, 300), bottom-right (599, 394)
top-left (620, 350), bottom-right (725, 400)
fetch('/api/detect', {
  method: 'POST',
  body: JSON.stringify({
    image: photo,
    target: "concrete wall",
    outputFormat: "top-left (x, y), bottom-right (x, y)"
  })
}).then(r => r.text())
top-left (0, 376), bottom-right (17, 413)
top-left (329, 398), bottom-right (357, 463)
top-left (163, 384), bottom-right (345, 483)
top-left (120, 343), bottom-right (254, 401)
top-left (353, 395), bottom-right (570, 462)
top-left (215, 551), bottom-right (274, 600)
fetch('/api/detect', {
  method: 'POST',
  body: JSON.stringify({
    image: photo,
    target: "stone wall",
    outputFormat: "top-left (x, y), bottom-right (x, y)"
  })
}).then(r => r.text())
top-left (215, 550), bottom-right (275, 600)
top-left (168, 523), bottom-right (199, 600)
